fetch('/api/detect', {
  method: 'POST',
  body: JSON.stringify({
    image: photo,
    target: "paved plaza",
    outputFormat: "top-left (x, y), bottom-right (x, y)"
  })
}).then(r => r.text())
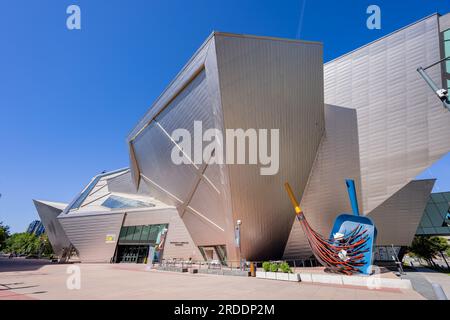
top-left (0, 257), bottom-right (428, 300)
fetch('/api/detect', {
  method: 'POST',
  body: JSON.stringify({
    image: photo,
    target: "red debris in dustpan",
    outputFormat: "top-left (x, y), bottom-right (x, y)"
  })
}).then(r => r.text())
top-left (285, 183), bottom-right (369, 275)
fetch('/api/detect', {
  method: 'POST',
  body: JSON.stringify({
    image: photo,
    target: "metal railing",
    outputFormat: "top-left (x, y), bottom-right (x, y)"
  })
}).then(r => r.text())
top-left (156, 257), bottom-right (320, 272)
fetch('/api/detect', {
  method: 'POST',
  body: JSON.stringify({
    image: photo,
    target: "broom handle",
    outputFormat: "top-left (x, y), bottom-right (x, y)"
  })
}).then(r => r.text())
top-left (345, 179), bottom-right (360, 217)
top-left (284, 182), bottom-right (302, 215)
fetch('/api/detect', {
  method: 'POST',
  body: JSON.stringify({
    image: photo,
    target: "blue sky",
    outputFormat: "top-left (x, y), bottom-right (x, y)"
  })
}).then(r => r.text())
top-left (1, 0), bottom-right (449, 233)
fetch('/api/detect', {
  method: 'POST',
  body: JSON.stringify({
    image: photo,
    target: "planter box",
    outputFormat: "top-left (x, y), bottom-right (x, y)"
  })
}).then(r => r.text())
top-left (276, 273), bottom-right (289, 281)
top-left (255, 271), bottom-right (300, 282)
top-left (277, 272), bottom-right (300, 282)
top-left (298, 273), bottom-right (313, 282)
top-left (288, 273), bottom-right (300, 281)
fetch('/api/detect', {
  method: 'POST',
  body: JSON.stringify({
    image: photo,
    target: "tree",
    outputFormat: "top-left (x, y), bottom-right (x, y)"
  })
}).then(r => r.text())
top-left (0, 222), bottom-right (10, 251)
top-left (5, 233), bottom-right (40, 255)
top-left (432, 236), bottom-right (450, 269)
top-left (4, 232), bottom-right (53, 257)
top-left (38, 234), bottom-right (53, 256)
top-left (408, 236), bottom-right (450, 269)
top-left (408, 236), bottom-right (439, 267)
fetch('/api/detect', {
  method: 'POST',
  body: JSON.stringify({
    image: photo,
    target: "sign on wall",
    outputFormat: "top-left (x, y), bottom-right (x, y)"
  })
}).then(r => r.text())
top-left (105, 234), bottom-right (116, 244)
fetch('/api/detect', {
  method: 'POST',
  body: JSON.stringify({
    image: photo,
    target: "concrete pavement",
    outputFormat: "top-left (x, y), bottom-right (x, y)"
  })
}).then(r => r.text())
top-left (0, 257), bottom-right (424, 300)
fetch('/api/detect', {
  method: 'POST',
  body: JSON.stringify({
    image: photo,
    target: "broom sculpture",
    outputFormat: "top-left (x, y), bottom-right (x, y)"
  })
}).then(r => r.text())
top-left (284, 182), bottom-right (373, 275)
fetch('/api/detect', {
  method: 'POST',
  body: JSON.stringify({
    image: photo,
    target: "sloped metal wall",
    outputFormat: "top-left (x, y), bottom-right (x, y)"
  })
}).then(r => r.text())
top-left (324, 14), bottom-right (450, 214)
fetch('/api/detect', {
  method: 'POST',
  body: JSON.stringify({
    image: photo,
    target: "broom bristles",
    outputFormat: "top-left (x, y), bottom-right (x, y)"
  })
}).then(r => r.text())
top-left (285, 182), bottom-right (369, 275)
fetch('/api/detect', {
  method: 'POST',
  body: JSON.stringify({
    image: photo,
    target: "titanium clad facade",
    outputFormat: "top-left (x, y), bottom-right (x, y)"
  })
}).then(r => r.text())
top-left (37, 16), bottom-right (450, 263)
top-left (214, 34), bottom-right (324, 260)
top-left (284, 104), bottom-right (361, 259)
top-left (285, 14), bottom-right (450, 258)
top-left (33, 200), bottom-right (70, 257)
top-left (58, 212), bottom-right (124, 262)
top-left (369, 179), bottom-right (435, 245)
top-left (128, 33), bottom-right (324, 261)
top-left (53, 168), bottom-right (204, 263)
top-left (324, 14), bottom-right (450, 214)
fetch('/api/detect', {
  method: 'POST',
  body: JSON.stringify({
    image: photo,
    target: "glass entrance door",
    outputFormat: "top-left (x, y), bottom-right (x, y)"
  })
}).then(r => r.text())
top-left (117, 245), bottom-right (149, 263)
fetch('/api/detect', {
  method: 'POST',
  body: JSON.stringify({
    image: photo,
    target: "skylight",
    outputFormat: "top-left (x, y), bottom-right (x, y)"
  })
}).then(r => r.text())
top-left (102, 195), bottom-right (154, 209)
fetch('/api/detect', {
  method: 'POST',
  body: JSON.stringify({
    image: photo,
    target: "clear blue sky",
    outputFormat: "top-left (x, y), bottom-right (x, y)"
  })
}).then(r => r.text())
top-left (1, 0), bottom-right (450, 233)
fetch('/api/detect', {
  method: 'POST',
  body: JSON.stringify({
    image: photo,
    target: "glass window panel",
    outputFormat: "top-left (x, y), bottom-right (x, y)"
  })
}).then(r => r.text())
top-left (435, 201), bottom-right (450, 217)
top-left (125, 226), bottom-right (136, 241)
top-left (442, 192), bottom-right (450, 202)
top-left (119, 227), bottom-right (128, 240)
top-left (422, 227), bottom-right (436, 235)
top-left (445, 30), bottom-right (450, 72)
top-left (445, 29), bottom-right (450, 41)
top-left (431, 193), bottom-right (446, 203)
top-left (141, 225), bottom-right (150, 241)
top-left (147, 225), bottom-right (159, 242)
top-left (426, 203), bottom-right (444, 226)
top-left (133, 225), bottom-right (143, 241)
top-left (445, 29), bottom-right (450, 73)
top-left (419, 207), bottom-right (434, 228)
top-left (434, 226), bottom-right (450, 234)
top-left (102, 195), bottom-right (154, 209)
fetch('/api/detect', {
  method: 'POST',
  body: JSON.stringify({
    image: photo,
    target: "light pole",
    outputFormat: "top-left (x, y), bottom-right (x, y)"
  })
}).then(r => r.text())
top-left (235, 220), bottom-right (242, 270)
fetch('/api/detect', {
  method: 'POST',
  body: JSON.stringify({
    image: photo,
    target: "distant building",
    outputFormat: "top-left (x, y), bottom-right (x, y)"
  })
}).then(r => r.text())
top-left (26, 220), bottom-right (45, 236)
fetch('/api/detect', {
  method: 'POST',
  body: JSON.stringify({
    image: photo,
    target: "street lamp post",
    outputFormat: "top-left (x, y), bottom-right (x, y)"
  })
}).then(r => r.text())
top-left (235, 220), bottom-right (242, 270)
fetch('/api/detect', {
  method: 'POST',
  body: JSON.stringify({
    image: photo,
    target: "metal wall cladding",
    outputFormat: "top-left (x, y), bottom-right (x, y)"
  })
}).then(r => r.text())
top-left (33, 200), bottom-right (71, 257)
top-left (79, 177), bottom-right (111, 208)
top-left (127, 38), bottom-right (212, 141)
top-left (324, 14), bottom-right (450, 214)
top-left (283, 105), bottom-right (361, 259)
top-left (440, 13), bottom-right (450, 32)
top-left (131, 63), bottom-right (231, 247)
top-left (369, 179), bottom-right (435, 245)
top-left (133, 120), bottom-right (198, 204)
top-left (214, 34), bottom-right (325, 260)
top-left (58, 213), bottom-right (124, 263)
top-left (123, 209), bottom-right (203, 260)
top-left (128, 33), bottom-right (324, 261)
top-left (106, 171), bottom-right (150, 196)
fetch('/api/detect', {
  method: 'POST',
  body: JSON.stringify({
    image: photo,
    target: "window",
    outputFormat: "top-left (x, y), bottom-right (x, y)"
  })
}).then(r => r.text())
top-left (141, 225), bottom-right (150, 241)
top-left (102, 195), bottom-right (154, 209)
top-left (118, 224), bottom-right (168, 244)
top-left (125, 226), bottom-right (136, 241)
top-left (133, 225), bottom-right (143, 241)
top-left (445, 29), bottom-right (450, 89)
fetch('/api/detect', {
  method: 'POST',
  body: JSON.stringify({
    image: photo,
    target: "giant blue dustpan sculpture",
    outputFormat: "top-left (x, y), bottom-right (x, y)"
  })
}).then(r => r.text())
top-left (329, 179), bottom-right (377, 275)
top-left (285, 180), bottom-right (377, 275)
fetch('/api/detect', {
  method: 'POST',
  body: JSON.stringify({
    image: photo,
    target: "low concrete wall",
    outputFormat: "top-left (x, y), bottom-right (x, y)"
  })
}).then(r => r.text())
top-left (198, 269), bottom-right (249, 277)
top-left (298, 272), bottom-right (413, 290)
top-left (256, 271), bottom-right (300, 282)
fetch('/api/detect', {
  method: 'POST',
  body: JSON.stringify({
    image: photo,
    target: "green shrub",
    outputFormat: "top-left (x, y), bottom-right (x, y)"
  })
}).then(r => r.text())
top-left (262, 261), bottom-right (271, 272)
top-left (279, 262), bottom-right (291, 273)
top-left (269, 263), bottom-right (279, 272)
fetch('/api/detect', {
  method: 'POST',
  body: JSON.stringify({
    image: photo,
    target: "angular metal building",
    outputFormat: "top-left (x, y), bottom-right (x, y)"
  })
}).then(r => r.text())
top-left (284, 13), bottom-right (450, 258)
top-left (35, 13), bottom-right (450, 264)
